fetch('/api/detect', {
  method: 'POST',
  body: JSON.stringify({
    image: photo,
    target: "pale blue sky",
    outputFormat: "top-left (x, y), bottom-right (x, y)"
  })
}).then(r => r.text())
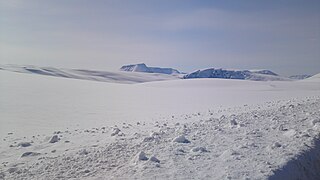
top-left (1, 0), bottom-right (319, 75)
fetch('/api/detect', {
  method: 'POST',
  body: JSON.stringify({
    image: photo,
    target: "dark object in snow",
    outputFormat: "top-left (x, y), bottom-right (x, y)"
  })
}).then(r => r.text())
top-left (21, 152), bottom-right (40, 157)
top-left (49, 135), bottom-right (59, 143)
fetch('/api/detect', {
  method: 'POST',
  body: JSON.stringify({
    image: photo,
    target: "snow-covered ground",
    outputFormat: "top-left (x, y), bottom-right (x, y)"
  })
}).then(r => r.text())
top-left (0, 69), bottom-right (320, 180)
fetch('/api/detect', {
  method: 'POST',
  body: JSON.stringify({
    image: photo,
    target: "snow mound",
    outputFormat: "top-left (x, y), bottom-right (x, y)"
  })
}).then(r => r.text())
top-left (183, 68), bottom-right (289, 81)
top-left (120, 63), bottom-right (180, 74)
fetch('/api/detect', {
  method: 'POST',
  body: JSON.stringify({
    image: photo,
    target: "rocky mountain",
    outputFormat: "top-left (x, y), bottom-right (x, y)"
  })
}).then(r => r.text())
top-left (120, 63), bottom-right (180, 75)
top-left (183, 68), bottom-right (289, 81)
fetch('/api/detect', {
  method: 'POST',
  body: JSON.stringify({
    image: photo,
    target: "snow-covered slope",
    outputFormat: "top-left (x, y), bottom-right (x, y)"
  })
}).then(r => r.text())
top-left (120, 63), bottom-right (180, 74)
top-left (0, 70), bottom-right (319, 180)
top-left (183, 68), bottom-right (290, 81)
top-left (305, 73), bottom-right (320, 81)
top-left (0, 64), bottom-right (180, 84)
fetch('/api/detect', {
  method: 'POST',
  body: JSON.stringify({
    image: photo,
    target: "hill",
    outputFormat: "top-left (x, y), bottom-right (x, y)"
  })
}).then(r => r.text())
top-left (120, 63), bottom-right (180, 74)
top-left (183, 68), bottom-right (290, 81)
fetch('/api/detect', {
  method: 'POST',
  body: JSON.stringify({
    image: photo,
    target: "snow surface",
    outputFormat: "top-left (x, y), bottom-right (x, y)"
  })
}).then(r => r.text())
top-left (0, 69), bottom-right (320, 180)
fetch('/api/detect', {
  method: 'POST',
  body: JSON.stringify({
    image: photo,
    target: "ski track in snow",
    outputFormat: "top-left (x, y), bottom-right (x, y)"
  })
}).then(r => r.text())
top-left (1, 96), bottom-right (320, 180)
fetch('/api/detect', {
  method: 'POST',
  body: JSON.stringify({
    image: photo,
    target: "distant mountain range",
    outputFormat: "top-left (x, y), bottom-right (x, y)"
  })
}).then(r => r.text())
top-left (120, 63), bottom-right (292, 81)
top-left (0, 63), bottom-right (317, 83)
top-left (120, 63), bottom-right (315, 81)
top-left (182, 68), bottom-right (292, 81)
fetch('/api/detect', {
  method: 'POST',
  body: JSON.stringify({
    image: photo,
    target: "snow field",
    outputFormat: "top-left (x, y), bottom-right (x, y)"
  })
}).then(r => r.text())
top-left (1, 96), bottom-right (320, 179)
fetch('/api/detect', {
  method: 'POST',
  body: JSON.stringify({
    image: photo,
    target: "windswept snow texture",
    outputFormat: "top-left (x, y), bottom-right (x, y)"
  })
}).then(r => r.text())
top-left (183, 68), bottom-right (290, 81)
top-left (0, 64), bottom-right (180, 84)
top-left (120, 63), bottom-right (180, 74)
top-left (0, 69), bottom-right (320, 180)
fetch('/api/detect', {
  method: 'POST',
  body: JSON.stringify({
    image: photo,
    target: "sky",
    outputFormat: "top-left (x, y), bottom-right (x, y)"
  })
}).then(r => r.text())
top-left (0, 0), bottom-right (319, 76)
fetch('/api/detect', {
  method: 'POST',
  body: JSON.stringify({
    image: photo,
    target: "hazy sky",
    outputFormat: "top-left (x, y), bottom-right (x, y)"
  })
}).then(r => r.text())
top-left (1, 0), bottom-right (319, 75)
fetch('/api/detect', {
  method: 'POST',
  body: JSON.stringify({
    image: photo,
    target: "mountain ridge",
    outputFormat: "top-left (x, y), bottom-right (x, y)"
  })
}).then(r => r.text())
top-left (183, 67), bottom-right (290, 81)
top-left (120, 63), bottom-right (180, 74)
